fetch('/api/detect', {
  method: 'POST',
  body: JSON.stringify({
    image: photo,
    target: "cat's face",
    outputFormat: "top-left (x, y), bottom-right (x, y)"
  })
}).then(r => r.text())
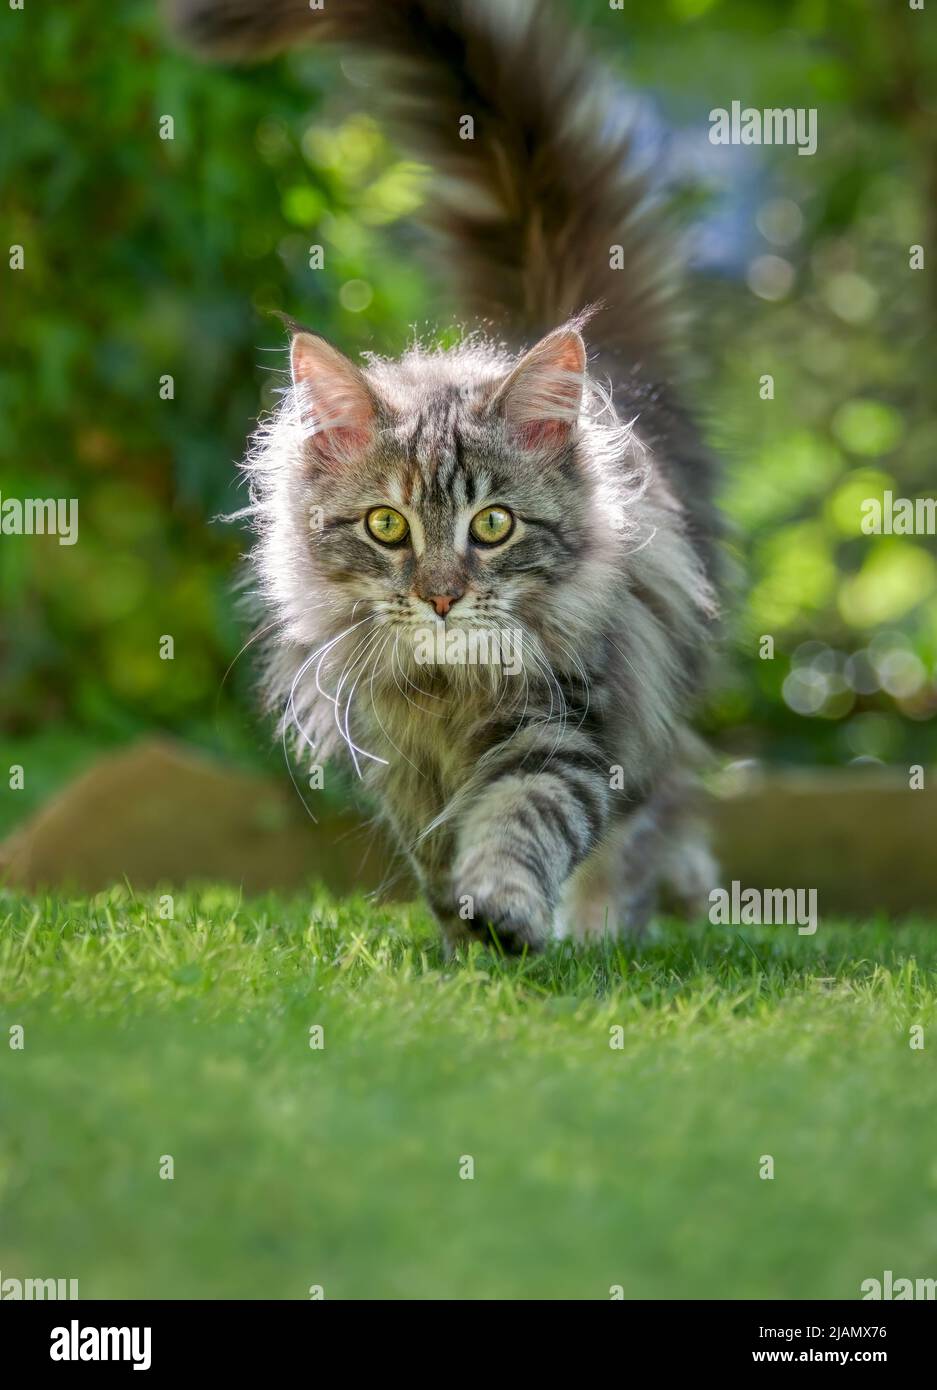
top-left (287, 327), bottom-right (596, 660)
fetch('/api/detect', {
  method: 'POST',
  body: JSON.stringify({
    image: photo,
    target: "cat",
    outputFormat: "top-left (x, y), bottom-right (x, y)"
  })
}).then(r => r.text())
top-left (171, 0), bottom-right (722, 953)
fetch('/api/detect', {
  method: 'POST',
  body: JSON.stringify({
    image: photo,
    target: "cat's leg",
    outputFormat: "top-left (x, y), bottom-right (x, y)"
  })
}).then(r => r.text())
top-left (615, 802), bottom-right (669, 935)
top-left (555, 820), bottom-right (628, 942)
top-left (614, 782), bottom-right (717, 934)
top-left (403, 830), bottom-right (472, 950)
top-left (554, 812), bottom-right (666, 942)
top-left (658, 819), bottom-right (718, 920)
top-left (443, 728), bottom-right (614, 953)
top-left (558, 783), bottom-right (717, 943)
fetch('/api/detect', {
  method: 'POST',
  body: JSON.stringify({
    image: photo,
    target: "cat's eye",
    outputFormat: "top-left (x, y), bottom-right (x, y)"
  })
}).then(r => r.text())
top-left (366, 506), bottom-right (409, 545)
top-left (470, 505), bottom-right (514, 546)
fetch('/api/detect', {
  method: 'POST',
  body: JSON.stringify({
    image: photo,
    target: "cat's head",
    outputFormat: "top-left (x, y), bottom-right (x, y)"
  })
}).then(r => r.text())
top-left (240, 321), bottom-right (653, 733)
top-left (248, 323), bottom-right (641, 673)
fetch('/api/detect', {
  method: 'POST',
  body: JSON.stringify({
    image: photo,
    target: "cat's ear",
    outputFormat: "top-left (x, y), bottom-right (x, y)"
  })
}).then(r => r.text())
top-left (290, 332), bottom-right (377, 467)
top-left (490, 327), bottom-right (586, 453)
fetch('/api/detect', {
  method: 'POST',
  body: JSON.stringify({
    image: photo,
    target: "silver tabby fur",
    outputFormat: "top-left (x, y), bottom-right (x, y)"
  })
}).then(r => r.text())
top-left (173, 0), bottom-right (723, 952)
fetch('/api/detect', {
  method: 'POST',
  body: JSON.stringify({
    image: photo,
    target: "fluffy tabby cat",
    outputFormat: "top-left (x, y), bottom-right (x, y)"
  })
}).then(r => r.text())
top-left (172, 0), bottom-right (721, 953)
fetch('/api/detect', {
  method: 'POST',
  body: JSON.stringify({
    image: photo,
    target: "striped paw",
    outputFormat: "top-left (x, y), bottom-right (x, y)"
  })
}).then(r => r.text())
top-left (452, 860), bottom-right (553, 954)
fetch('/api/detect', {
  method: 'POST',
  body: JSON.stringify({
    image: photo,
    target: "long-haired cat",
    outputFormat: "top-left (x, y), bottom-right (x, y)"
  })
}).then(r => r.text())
top-left (172, 0), bottom-right (721, 953)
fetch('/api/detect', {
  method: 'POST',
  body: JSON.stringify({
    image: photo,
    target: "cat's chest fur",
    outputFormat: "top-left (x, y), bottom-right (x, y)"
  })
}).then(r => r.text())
top-left (363, 674), bottom-right (494, 849)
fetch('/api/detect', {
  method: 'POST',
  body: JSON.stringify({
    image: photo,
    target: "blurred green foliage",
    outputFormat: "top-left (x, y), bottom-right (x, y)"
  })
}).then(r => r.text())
top-left (1, 0), bottom-right (935, 820)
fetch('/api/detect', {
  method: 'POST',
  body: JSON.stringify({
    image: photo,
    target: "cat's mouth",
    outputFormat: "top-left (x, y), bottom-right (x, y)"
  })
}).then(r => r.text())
top-left (394, 614), bottom-right (487, 630)
top-left (395, 617), bottom-right (526, 679)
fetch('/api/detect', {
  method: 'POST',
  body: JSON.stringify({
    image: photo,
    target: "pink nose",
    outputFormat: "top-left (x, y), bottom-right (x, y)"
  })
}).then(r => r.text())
top-left (427, 593), bottom-right (460, 617)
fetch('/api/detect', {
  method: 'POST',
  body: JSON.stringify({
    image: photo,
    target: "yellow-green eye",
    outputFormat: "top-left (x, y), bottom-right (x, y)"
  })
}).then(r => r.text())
top-left (366, 506), bottom-right (409, 545)
top-left (470, 505), bottom-right (514, 545)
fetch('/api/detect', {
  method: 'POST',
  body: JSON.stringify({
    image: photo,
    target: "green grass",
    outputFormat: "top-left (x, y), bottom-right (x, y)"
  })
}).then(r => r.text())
top-left (1, 886), bottom-right (935, 1300)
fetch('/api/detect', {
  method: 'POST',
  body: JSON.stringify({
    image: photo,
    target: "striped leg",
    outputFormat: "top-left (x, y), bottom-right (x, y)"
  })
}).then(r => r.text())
top-left (447, 729), bottom-right (612, 953)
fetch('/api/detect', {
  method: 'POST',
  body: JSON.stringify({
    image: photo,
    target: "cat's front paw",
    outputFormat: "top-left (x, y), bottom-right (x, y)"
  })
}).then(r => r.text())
top-left (450, 855), bottom-right (553, 954)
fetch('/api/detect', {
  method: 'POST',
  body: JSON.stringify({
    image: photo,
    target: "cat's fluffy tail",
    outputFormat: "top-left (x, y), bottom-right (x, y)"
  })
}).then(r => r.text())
top-left (170, 0), bottom-right (677, 368)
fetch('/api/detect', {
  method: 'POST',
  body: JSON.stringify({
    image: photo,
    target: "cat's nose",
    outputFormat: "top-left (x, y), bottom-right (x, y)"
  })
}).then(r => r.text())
top-left (425, 590), bottom-right (463, 617)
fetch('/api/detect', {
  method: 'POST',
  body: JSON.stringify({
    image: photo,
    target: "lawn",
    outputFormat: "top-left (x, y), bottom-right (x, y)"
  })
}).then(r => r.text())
top-left (0, 886), bottom-right (934, 1300)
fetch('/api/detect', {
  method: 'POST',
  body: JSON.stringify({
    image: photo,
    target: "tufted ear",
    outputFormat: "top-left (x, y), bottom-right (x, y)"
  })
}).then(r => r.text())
top-left (290, 332), bottom-right (377, 468)
top-left (490, 327), bottom-right (586, 453)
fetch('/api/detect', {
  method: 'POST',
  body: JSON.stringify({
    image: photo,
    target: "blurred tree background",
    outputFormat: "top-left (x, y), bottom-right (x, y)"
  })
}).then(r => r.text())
top-left (1, 0), bottom-right (935, 835)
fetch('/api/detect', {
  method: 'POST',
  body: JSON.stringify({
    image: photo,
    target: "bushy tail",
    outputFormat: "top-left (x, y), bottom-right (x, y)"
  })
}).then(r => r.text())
top-left (170, 0), bottom-right (678, 369)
